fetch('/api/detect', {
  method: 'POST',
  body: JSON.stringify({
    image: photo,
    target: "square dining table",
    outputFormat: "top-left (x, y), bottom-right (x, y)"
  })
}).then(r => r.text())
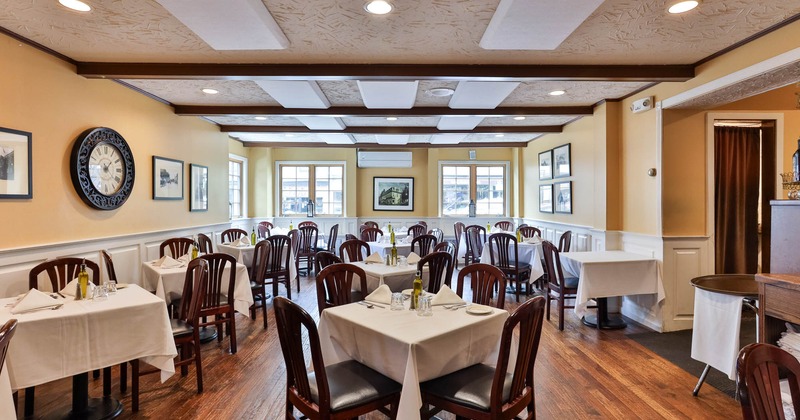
top-left (0, 285), bottom-right (177, 418)
top-left (318, 302), bottom-right (508, 419)
top-left (349, 261), bottom-right (430, 293)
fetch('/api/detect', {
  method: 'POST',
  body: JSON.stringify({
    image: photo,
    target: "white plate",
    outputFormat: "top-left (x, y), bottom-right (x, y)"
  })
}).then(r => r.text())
top-left (466, 304), bottom-right (493, 315)
top-left (116, 283), bottom-right (130, 289)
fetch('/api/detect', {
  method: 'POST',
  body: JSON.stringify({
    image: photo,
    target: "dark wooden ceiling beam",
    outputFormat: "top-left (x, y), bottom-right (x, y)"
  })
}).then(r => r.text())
top-left (77, 62), bottom-right (694, 82)
top-left (242, 141), bottom-right (529, 148)
top-left (220, 125), bottom-right (561, 134)
top-left (176, 105), bottom-right (592, 117)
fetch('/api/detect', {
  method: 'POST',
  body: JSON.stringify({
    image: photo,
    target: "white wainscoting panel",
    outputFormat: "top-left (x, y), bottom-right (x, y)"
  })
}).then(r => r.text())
top-left (661, 237), bottom-right (712, 332)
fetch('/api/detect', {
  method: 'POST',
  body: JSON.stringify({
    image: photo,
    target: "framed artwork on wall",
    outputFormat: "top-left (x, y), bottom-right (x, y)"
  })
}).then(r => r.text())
top-left (539, 184), bottom-right (553, 213)
top-left (190, 164), bottom-right (208, 211)
top-left (152, 156), bottom-right (184, 200)
top-left (538, 150), bottom-right (552, 180)
top-left (554, 181), bottom-right (572, 214)
top-left (553, 143), bottom-right (571, 178)
top-left (0, 127), bottom-right (32, 199)
top-left (373, 177), bottom-right (414, 211)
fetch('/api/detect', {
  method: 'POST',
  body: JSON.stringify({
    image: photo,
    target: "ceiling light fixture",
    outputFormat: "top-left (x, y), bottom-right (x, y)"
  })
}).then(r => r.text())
top-left (58, 0), bottom-right (91, 12)
top-left (668, 0), bottom-right (699, 14)
top-left (513, 116), bottom-right (526, 121)
top-left (386, 117), bottom-right (398, 121)
top-left (427, 87), bottom-right (455, 97)
top-left (495, 134), bottom-right (505, 138)
top-left (549, 90), bottom-right (566, 96)
top-left (201, 88), bottom-right (218, 95)
top-left (254, 116), bottom-right (267, 120)
top-left (364, 0), bottom-right (393, 15)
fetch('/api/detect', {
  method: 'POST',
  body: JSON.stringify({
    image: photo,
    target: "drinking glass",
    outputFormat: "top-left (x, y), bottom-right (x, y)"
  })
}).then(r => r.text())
top-left (390, 293), bottom-right (404, 311)
top-left (106, 280), bottom-right (117, 295)
top-left (398, 256), bottom-right (407, 267)
top-left (417, 295), bottom-right (433, 316)
top-left (92, 284), bottom-right (109, 301)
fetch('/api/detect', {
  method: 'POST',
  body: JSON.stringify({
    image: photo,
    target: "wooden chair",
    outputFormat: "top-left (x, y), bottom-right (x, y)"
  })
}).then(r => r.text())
top-left (407, 224), bottom-right (426, 239)
top-left (249, 240), bottom-right (271, 329)
top-left (737, 342), bottom-right (800, 420)
top-left (289, 229), bottom-right (300, 289)
top-left (339, 239), bottom-right (370, 262)
top-left (494, 220), bottom-right (513, 231)
top-left (321, 224), bottom-right (339, 254)
top-left (258, 221), bottom-right (274, 231)
top-left (315, 251), bottom-right (342, 274)
top-left (420, 296), bottom-right (545, 420)
top-left (465, 225), bottom-right (486, 266)
top-left (453, 222), bottom-right (466, 269)
top-left (518, 226), bottom-right (541, 239)
top-left (433, 241), bottom-right (456, 282)
top-left (221, 228), bottom-right (247, 243)
top-left (296, 225), bottom-right (319, 280)
top-left (455, 263), bottom-right (506, 309)
top-left (100, 250), bottom-right (130, 391)
top-left (131, 258), bottom-right (207, 411)
top-left (488, 233), bottom-right (532, 303)
top-left (362, 221), bottom-right (379, 230)
top-left (298, 221), bottom-right (317, 228)
top-left (417, 221), bottom-right (428, 231)
top-left (0, 319), bottom-right (17, 376)
top-left (264, 235), bottom-right (292, 299)
top-left (257, 224), bottom-right (271, 240)
top-left (416, 251), bottom-right (452, 294)
top-left (316, 263), bottom-right (368, 314)
top-left (360, 227), bottom-right (384, 242)
top-left (558, 230), bottom-right (572, 252)
top-left (198, 253), bottom-right (238, 354)
top-left (541, 240), bottom-right (579, 331)
top-left (274, 297), bottom-right (401, 419)
top-left (411, 234), bottom-right (438, 258)
top-left (344, 233), bottom-right (358, 242)
top-left (428, 228), bottom-right (444, 243)
top-left (160, 237), bottom-right (194, 258)
top-left (197, 233), bottom-right (213, 253)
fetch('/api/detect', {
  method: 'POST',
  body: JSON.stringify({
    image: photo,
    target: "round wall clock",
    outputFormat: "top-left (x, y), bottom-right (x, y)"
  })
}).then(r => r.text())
top-left (70, 127), bottom-right (135, 210)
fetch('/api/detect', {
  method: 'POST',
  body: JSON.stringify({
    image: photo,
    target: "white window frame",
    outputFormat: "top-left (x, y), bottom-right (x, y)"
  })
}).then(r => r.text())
top-left (438, 160), bottom-right (510, 217)
top-left (229, 153), bottom-right (248, 219)
top-left (275, 160), bottom-right (347, 217)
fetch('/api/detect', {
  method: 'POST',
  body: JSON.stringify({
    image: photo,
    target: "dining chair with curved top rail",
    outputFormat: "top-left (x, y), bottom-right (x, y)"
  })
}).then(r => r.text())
top-left (297, 225), bottom-right (319, 281)
top-left (249, 240), bottom-right (271, 329)
top-left (360, 227), bottom-right (384, 242)
top-left (494, 220), bottom-right (513, 231)
top-left (737, 342), bottom-right (800, 420)
top-left (339, 239), bottom-right (371, 263)
top-left (316, 263), bottom-right (368, 314)
top-left (488, 233), bottom-right (532, 303)
top-left (407, 224), bottom-right (426, 239)
top-left (411, 234), bottom-right (438, 258)
top-left (197, 233), bottom-right (213, 254)
top-left (558, 230), bottom-right (572, 252)
top-left (315, 251), bottom-right (342, 274)
top-left (221, 228), bottom-right (248, 243)
top-left (428, 228), bottom-right (444, 244)
top-left (257, 224), bottom-right (271, 240)
top-left (263, 235), bottom-right (292, 300)
top-left (198, 253), bottom-right (238, 354)
top-left (453, 222), bottom-right (466, 269)
top-left (416, 251), bottom-right (452, 294)
top-left (298, 221), bottom-right (317, 229)
top-left (362, 221), bottom-right (379, 230)
top-left (160, 237), bottom-right (194, 258)
top-left (321, 224), bottom-right (339, 255)
top-left (433, 241), bottom-right (456, 282)
top-left (541, 240), bottom-right (581, 331)
top-left (518, 226), bottom-right (541, 239)
top-left (258, 221), bottom-right (274, 231)
top-left (455, 263), bottom-right (506, 309)
top-left (465, 225), bottom-right (486, 267)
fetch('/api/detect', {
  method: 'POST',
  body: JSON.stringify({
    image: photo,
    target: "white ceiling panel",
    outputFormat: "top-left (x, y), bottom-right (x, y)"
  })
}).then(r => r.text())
top-left (436, 116), bottom-right (485, 130)
top-left (296, 116), bottom-right (346, 130)
top-left (323, 134), bottom-right (355, 144)
top-left (357, 81), bottom-right (419, 109)
top-left (375, 135), bottom-right (410, 145)
top-left (255, 81), bottom-right (330, 108)
top-left (449, 81), bottom-right (521, 109)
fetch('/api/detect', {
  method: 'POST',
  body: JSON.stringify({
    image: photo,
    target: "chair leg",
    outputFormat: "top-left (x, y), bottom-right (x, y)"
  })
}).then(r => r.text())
top-left (229, 310), bottom-right (237, 354)
top-left (262, 294), bottom-right (269, 330)
top-left (545, 290), bottom-right (551, 320)
top-left (558, 296), bottom-right (565, 331)
top-left (131, 360), bottom-right (140, 412)
top-left (194, 339), bottom-right (204, 393)
top-left (181, 344), bottom-right (189, 376)
top-left (286, 274), bottom-right (292, 300)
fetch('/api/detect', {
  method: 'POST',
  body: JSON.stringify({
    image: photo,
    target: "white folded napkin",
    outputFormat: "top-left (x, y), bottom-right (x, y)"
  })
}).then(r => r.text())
top-left (60, 278), bottom-right (96, 298)
top-left (364, 284), bottom-right (392, 304)
top-left (153, 255), bottom-right (184, 269)
top-left (364, 252), bottom-right (384, 264)
top-left (235, 236), bottom-right (251, 246)
top-left (524, 237), bottom-right (541, 244)
top-left (407, 252), bottom-right (421, 264)
top-left (431, 284), bottom-right (465, 306)
top-left (11, 289), bottom-right (62, 314)
top-left (402, 235), bottom-right (413, 244)
top-left (177, 253), bottom-right (191, 263)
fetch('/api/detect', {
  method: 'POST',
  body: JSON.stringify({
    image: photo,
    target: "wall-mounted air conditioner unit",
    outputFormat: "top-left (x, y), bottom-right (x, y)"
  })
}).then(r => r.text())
top-left (357, 151), bottom-right (412, 168)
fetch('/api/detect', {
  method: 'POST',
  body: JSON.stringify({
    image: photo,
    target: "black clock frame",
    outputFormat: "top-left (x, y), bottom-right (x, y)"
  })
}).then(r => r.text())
top-left (70, 127), bottom-right (135, 210)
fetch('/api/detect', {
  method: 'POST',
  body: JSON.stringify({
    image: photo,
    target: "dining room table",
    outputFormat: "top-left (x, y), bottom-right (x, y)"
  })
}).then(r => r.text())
top-left (349, 261), bottom-right (430, 293)
top-left (318, 300), bottom-right (509, 419)
top-left (0, 284), bottom-right (177, 419)
top-left (368, 239), bottom-right (413, 259)
top-left (559, 250), bottom-right (664, 329)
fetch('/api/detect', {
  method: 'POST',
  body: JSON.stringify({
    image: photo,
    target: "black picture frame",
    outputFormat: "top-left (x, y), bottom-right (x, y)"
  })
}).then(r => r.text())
top-left (538, 149), bottom-right (552, 180)
top-left (553, 143), bottom-right (571, 178)
top-left (152, 156), bottom-right (184, 200)
top-left (190, 164), bottom-right (208, 211)
top-left (0, 127), bottom-right (32, 199)
top-left (539, 184), bottom-right (553, 213)
top-left (554, 181), bottom-right (572, 214)
top-left (373, 177), bottom-right (414, 211)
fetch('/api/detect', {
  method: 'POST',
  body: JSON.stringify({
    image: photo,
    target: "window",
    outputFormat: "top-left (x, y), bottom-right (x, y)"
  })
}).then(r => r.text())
top-left (229, 154), bottom-right (247, 219)
top-left (279, 163), bottom-right (344, 216)
top-left (441, 163), bottom-right (507, 216)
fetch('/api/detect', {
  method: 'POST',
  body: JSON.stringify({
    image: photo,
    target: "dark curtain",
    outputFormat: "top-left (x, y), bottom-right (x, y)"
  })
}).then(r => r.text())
top-left (715, 126), bottom-right (760, 274)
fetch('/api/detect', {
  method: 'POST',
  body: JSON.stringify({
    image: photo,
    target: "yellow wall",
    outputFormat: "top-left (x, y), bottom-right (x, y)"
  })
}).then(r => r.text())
top-left (0, 35), bottom-right (231, 250)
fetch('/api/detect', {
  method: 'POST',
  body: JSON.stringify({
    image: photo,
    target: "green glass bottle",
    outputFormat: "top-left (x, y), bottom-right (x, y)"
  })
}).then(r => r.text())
top-left (289, 220), bottom-right (293, 230)
top-left (411, 270), bottom-right (423, 310)
top-left (391, 240), bottom-right (398, 266)
top-left (251, 227), bottom-right (257, 244)
top-left (78, 262), bottom-right (89, 300)
top-left (191, 236), bottom-right (199, 259)
top-left (516, 229), bottom-right (522, 242)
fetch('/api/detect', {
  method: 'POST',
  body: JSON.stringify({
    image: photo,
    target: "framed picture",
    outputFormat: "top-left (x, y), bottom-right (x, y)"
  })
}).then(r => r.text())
top-left (152, 156), bottom-right (184, 200)
top-left (189, 164), bottom-right (208, 211)
top-left (538, 150), bottom-right (552, 180)
top-left (0, 127), bottom-right (32, 199)
top-left (554, 181), bottom-right (572, 214)
top-left (553, 143), bottom-right (571, 178)
top-left (539, 184), bottom-right (553, 213)
top-left (373, 177), bottom-right (414, 211)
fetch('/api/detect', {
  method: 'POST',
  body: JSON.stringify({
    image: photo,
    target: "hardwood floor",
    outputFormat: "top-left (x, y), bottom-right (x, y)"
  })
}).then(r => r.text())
top-left (19, 271), bottom-right (741, 419)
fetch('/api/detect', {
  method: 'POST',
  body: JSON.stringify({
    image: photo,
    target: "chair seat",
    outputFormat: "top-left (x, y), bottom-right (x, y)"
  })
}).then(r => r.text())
top-left (563, 276), bottom-right (579, 289)
top-left (170, 319), bottom-right (194, 337)
top-left (308, 360), bottom-right (401, 412)
top-left (497, 261), bottom-right (532, 273)
top-left (420, 363), bottom-right (512, 411)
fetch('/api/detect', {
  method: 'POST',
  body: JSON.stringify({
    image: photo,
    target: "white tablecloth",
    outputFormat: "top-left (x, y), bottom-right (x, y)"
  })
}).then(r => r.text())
top-left (480, 240), bottom-right (545, 281)
top-left (350, 262), bottom-right (430, 293)
top-left (318, 302), bottom-right (508, 419)
top-left (368, 241), bottom-right (413, 259)
top-left (141, 261), bottom-right (254, 315)
top-left (559, 251), bottom-right (664, 317)
top-left (691, 289), bottom-right (744, 380)
top-left (0, 285), bottom-right (177, 391)
top-left (217, 242), bottom-right (297, 281)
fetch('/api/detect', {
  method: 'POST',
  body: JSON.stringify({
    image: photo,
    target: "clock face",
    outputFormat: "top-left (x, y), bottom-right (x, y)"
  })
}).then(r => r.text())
top-left (89, 143), bottom-right (126, 196)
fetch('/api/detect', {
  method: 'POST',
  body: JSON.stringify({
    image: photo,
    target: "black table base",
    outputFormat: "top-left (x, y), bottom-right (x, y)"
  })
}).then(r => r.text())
top-left (199, 326), bottom-right (218, 343)
top-left (582, 297), bottom-right (627, 330)
top-left (45, 373), bottom-right (122, 420)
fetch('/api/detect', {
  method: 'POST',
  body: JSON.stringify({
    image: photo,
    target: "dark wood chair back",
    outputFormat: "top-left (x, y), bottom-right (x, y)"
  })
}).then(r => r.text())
top-left (315, 251), bottom-right (342, 274)
top-left (198, 253), bottom-right (238, 353)
top-left (101, 250), bottom-right (117, 282)
top-left (0, 319), bottom-right (17, 377)
top-left (180, 258), bottom-right (209, 324)
top-left (258, 221), bottom-right (274, 231)
top-left (488, 233), bottom-right (518, 269)
top-left (433, 240), bottom-right (456, 264)
top-left (558, 230), bottom-right (572, 252)
top-left (738, 343), bottom-right (800, 420)
top-left (298, 226), bottom-right (319, 255)
top-left (360, 227), bottom-right (384, 242)
top-left (344, 233), bottom-right (358, 241)
top-left (197, 233), bottom-right (213, 253)
top-left (411, 234), bottom-right (438, 257)
top-left (339, 239), bottom-right (370, 262)
top-left (160, 237), bottom-right (194, 258)
top-left (494, 220), bottom-right (513, 231)
top-left (453, 222), bottom-right (466, 267)
top-left (221, 228), bottom-right (248, 243)
top-left (518, 226), bottom-right (541, 239)
top-left (428, 228), bottom-right (444, 243)
top-left (29, 257), bottom-right (100, 291)
top-left (417, 251), bottom-right (452, 294)
top-left (408, 224), bottom-right (426, 239)
top-left (264, 235), bottom-right (292, 299)
top-left (289, 229), bottom-right (300, 259)
top-left (316, 263), bottom-right (367, 313)
top-left (257, 224), bottom-right (271, 239)
top-left (456, 263), bottom-right (506, 308)
top-left (362, 221), bottom-right (379, 230)
top-left (417, 221), bottom-right (428, 231)
top-left (250, 240), bottom-right (271, 285)
top-left (465, 225), bottom-right (486, 262)
top-left (298, 221), bottom-right (317, 228)
top-left (542, 240), bottom-right (568, 289)
top-left (326, 224), bottom-right (339, 253)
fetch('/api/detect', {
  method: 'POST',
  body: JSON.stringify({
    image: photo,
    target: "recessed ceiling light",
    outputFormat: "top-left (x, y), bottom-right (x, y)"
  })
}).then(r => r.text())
top-left (386, 117), bottom-right (398, 121)
top-left (495, 134), bottom-right (505, 138)
top-left (364, 0), bottom-right (393, 15)
top-left (513, 116), bottom-right (526, 121)
top-left (285, 133), bottom-right (295, 137)
top-left (668, 0), bottom-right (699, 14)
top-left (254, 116), bottom-right (267, 120)
top-left (58, 0), bottom-right (91, 12)
top-left (427, 87), bottom-right (455, 97)
top-left (549, 90), bottom-right (566, 96)
top-left (201, 88), bottom-right (218, 95)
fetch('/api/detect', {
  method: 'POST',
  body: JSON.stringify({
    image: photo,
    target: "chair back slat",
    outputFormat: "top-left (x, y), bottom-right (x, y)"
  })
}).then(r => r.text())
top-left (411, 234), bottom-right (438, 258)
top-left (298, 221), bottom-right (317, 229)
top-left (160, 238), bottom-right (194, 258)
top-left (456, 263), bottom-right (506, 308)
top-left (488, 233), bottom-right (518, 269)
top-left (316, 263), bottom-right (367, 313)
top-left (360, 227), bottom-right (383, 242)
top-left (339, 239), bottom-right (370, 263)
top-left (408, 224), bottom-right (426, 239)
top-left (29, 257), bottom-right (100, 291)
top-left (417, 251), bottom-right (452, 294)
top-left (494, 221), bottom-right (513, 231)
top-left (101, 250), bottom-right (117, 282)
top-left (221, 228), bottom-right (247, 243)
top-left (518, 226), bottom-right (541, 239)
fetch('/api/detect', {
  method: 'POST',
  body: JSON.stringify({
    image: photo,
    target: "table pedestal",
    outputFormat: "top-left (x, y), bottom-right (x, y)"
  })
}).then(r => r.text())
top-left (581, 298), bottom-right (627, 330)
top-left (199, 326), bottom-right (218, 343)
top-left (47, 373), bottom-right (122, 420)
